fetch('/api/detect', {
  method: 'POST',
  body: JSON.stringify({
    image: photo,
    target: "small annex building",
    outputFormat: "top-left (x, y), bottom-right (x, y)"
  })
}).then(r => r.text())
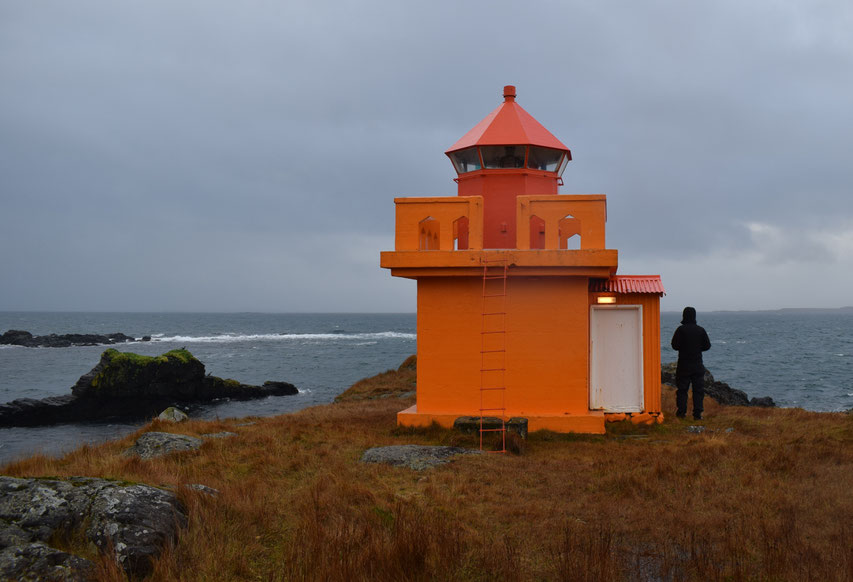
top-left (380, 86), bottom-right (665, 434)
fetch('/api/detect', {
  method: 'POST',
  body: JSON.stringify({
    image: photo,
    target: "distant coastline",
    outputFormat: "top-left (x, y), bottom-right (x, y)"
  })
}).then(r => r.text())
top-left (663, 306), bottom-right (853, 315)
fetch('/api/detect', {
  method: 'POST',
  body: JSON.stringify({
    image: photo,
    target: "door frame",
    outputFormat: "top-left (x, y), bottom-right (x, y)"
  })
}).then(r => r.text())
top-left (589, 304), bottom-right (644, 412)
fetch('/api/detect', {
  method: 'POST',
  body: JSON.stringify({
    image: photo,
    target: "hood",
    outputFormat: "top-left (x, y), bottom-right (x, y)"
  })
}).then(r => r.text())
top-left (681, 307), bottom-right (697, 324)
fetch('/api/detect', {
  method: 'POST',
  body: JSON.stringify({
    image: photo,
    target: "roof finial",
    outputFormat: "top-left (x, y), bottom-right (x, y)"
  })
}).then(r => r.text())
top-left (503, 85), bottom-right (516, 102)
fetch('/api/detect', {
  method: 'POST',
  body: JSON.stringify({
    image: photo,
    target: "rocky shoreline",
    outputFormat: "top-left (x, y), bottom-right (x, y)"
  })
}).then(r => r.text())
top-left (1, 329), bottom-right (149, 348)
top-left (0, 348), bottom-right (298, 427)
top-left (661, 362), bottom-right (776, 407)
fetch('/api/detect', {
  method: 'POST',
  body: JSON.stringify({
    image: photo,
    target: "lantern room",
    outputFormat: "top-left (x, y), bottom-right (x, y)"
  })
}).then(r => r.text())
top-left (380, 85), bottom-right (665, 435)
top-left (446, 85), bottom-right (572, 249)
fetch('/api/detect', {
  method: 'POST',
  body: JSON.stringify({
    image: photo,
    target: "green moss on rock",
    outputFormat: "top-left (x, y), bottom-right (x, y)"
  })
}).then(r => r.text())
top-left (75, 348), bottom-right (206, 399)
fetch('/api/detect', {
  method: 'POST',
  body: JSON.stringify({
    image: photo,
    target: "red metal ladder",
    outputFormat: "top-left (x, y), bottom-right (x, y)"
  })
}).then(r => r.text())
top-left (479, 258), bottom-right (508, 452)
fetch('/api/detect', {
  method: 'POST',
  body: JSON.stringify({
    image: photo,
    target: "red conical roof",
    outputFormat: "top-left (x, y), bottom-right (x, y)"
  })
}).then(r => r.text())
top-left (446, 85), bottom-right (570, 154)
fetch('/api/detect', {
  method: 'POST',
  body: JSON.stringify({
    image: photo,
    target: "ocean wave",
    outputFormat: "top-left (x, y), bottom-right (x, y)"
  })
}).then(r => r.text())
top-left (147, 331), bottom-right (416, 344)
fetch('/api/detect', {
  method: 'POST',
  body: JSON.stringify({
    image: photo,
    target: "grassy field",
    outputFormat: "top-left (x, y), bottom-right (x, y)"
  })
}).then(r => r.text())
top-left (3, 356), bottom-right (852, 581)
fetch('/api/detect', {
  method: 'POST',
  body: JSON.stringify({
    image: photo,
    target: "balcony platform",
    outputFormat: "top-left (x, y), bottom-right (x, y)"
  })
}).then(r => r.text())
top-left (380, 248), bottom-right (618, 278)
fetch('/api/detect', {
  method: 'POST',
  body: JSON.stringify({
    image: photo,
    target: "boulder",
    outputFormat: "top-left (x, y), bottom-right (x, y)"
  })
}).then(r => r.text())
top-left (261, 380), bottom-right (299, 396)
top-left (749, 396), bottom-right (776, 407)
top-left (0, 348), bottom-right (299, 427)
top-left (661, 363), bottom-right (776, 407)
top-left (0, 476), bottom-right (186, 579)
top-left (360, 445), bottom-right (481, 471)
top-left (124, 432), bottom-right (203, 460)
top-left (158, 406), bottom-right (189, 422)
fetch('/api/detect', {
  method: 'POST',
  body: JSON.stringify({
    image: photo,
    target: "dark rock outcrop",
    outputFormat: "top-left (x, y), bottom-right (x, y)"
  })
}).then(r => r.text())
top-left (0, 476), bottom-right (186, 579)
top-left (661, 363), bottom-right (776, 407)
top-left (0, 348), bottom-right (299, 427)
top-left (0, 329), bottom-right (136, 348)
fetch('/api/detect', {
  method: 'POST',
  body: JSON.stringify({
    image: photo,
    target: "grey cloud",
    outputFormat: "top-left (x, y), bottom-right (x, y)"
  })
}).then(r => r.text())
top-left (2, 0), bottom-right (852, 310)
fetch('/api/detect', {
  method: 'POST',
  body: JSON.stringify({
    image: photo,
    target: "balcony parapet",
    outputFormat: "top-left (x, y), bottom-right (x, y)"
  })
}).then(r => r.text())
top-left (394, 196), bottom-right (484, 251)
top-left (516, 195), bottom-right (607, 250)
top-left (391, 194), bottom-right (608, 252)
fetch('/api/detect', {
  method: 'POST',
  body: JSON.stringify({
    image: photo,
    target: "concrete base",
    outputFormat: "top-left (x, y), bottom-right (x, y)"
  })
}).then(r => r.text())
top-left (397, 405), bottom-right (606, 434)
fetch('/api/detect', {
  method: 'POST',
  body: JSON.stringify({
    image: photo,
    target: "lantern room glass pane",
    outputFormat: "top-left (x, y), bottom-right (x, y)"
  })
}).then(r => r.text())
top-left (449, 148), bottom-right (482, 174)
top-left (527, 146), bottom-right (564, 172)
top-left (557, 152), bottom-right (569, 176)
top-left (481, 145), bottom-right (526, 169)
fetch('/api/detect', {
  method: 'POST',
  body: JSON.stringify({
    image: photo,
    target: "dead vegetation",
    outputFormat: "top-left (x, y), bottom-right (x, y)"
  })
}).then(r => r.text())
top-left (3, 358), bottom-right (852, 581)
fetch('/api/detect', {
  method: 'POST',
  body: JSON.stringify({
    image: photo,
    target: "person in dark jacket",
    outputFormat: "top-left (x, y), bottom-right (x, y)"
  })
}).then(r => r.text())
top-left (671, 306), bottom-right (711, 420)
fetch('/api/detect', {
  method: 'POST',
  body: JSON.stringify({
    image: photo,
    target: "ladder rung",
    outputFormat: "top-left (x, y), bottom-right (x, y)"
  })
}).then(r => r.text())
top-left (482, 312), bottom-right (505, 316)
top-left (481, 330), bottom-right (505, 335)
top-left (480, 387), bottom-right (505, 391)
top-left (483, 294), bottom-right (506, 298)
top-left (480, 349), bottom-right (505, 353)
top-left (479, 407), bottom-right (506, 412)
top-left (480, 367), bottom-right (505, 372)
top-left (483, 275), bottom-right (506, 280)
top-left (483, 449), bottom-right (506, 454)
top-left (479, 428), bottom-right (506, 433)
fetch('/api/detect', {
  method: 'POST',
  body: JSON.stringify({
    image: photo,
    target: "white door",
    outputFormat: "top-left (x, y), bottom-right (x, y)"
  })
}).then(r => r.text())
top-left (589, 306), bottom-right (644, 412)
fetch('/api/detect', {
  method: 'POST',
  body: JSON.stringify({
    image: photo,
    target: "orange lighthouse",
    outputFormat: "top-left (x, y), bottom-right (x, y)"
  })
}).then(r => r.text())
top-left (380, 86), bottom-right (664, 434)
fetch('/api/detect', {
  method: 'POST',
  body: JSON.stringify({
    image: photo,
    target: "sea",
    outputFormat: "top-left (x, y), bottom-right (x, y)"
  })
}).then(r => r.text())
top-left (1, 310), bottom-right (851, 464)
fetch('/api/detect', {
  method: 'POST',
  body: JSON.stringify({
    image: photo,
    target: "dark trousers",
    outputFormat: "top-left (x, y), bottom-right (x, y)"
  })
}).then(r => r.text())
top-left (676, 372), bottom-right (704, 418)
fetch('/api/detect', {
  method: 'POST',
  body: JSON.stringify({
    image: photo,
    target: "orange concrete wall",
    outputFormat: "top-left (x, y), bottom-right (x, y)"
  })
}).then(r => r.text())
top-left (416, 275), bottom-right (591, 417)
top-left (589, 292), bottom-right (662, 413)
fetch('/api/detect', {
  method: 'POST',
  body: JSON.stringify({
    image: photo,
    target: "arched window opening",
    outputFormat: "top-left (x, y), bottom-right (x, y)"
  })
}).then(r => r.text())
top-left (559, 215), bottom-right (581, 250)
top-left (419, 217), bottom-right (440, 250)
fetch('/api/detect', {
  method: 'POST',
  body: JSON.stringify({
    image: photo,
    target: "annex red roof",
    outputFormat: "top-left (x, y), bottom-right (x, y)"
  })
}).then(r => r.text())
top-left (589, 276), bottom-right (666, 296)
top-left (446, 85), bottom-right (571, 154)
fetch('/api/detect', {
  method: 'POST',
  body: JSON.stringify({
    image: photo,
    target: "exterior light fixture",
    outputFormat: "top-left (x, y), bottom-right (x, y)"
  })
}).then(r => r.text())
top-left (597, 296), bottom-right (616, 304)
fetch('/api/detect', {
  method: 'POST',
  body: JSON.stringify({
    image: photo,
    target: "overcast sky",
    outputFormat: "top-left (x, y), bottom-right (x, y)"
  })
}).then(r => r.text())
top-left (2, 1), bottom-right (852, 313)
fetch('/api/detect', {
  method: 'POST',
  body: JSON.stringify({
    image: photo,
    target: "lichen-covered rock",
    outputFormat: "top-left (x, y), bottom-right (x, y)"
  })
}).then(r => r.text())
top-left (360, 445), bottom-right (481, 471)
top-left (0, 476), bottom-right (186, 579)
top-left (124, 432), bottom-right (203, 460)
top-left (0, 542), bottom-right (94, 582)
top-left (158, 406), bottom-right (189, 422)
top-left (86, 483), bottom-right (187, 575)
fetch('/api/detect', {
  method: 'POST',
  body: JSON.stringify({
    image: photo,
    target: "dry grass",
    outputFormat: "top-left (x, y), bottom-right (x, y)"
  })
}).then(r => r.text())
top-left (3, 359), bottom-right (852, 581)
